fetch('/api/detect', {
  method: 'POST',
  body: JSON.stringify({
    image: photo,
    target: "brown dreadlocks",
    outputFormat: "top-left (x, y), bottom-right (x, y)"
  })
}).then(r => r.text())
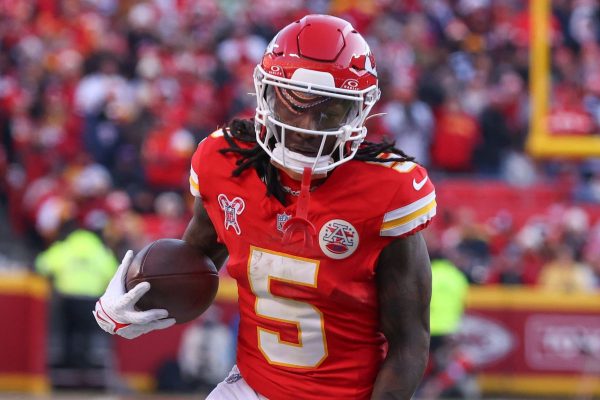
top-left (219, 119), bottom-right (415, 205)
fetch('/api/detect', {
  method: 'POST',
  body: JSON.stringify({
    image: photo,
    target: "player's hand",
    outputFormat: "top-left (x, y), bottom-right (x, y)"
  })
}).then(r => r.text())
top-left (93, 250), bottom-right (176, 339)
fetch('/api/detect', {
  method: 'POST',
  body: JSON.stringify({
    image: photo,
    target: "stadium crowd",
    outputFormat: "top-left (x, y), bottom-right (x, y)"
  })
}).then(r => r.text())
top-left (1, 0), bottom-right (600, 291)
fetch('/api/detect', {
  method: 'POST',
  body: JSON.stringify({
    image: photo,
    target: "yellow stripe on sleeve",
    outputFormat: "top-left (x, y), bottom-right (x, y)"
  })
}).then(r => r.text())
top-left (189, 164), bottom-right (201, 197)
top-left (189, 176), bottom-right (199, 190)
top-left (381, 200), bottom-right (437, 231)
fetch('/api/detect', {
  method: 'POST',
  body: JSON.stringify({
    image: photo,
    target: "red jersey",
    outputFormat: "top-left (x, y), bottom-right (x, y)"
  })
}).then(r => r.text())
top-left (189, 130), bottom-right (436, 400)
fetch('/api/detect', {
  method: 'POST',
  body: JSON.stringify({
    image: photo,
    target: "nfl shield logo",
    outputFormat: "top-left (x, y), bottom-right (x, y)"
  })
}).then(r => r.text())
top-left (277, 212), bottom-right (291, 232)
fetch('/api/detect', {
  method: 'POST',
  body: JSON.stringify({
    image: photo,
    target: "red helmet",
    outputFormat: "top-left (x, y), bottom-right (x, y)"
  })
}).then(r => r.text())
top-left (254, 14), bottom-right (380, 175)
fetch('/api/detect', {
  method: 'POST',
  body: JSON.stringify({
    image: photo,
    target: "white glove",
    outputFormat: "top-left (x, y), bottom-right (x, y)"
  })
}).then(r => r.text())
top-left (93, 250), bottom-right (176, 339)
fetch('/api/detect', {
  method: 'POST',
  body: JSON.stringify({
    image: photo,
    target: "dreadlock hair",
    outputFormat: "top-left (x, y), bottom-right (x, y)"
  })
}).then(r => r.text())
top-left (219, 118), bottom-right (415, 205)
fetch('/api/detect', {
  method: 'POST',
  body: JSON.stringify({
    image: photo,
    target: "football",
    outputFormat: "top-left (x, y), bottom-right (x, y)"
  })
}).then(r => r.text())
top-left (125, 238), bottom-right (219, 324)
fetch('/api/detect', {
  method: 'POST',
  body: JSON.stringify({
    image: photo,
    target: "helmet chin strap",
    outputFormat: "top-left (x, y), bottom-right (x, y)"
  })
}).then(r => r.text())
top-left (272, 143), bottom-right (332, 175)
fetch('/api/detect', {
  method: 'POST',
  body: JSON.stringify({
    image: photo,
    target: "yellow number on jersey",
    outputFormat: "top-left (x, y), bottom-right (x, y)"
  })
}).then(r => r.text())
top-left (247, 246), bottom-right (328, 368)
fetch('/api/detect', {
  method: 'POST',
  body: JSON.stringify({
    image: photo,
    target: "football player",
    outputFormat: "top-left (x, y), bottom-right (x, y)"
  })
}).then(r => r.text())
top-left (95, 14), bottom-right (436, 400)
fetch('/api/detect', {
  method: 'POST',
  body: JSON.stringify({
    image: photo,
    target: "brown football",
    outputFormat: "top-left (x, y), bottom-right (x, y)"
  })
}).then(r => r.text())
top-left (125, 239), bottom-right (219, 324)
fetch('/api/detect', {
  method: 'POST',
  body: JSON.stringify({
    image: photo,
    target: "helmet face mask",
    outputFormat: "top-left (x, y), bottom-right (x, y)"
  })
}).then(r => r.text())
top-left (269, 85), bottom-right (358, 134)
top-left (253, 15), bottom-right (380, 175)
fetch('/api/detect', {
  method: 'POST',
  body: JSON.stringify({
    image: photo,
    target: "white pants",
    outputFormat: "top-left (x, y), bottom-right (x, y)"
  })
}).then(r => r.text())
top-left (206, 365), bottom-right (268, 400)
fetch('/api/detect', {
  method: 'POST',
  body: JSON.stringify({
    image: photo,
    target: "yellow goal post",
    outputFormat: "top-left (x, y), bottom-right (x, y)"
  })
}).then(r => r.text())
top-left (526, 0), bottom-right (600, 158)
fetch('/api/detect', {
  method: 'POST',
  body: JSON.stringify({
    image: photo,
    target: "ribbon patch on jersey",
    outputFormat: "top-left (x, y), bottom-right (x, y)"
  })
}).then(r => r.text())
top-left (218, 194), bottom-right (245, 235)
top-left (276, 212), bottom-right (291, 232)
top-left (319, 219), bottom-right (359, 259)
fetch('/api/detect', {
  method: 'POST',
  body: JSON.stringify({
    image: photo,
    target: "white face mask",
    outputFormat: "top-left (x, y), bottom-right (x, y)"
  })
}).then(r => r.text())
top-left (253, 65), bottom-right (380, 175)
top-left (272, 143), bottom-right (332, 172)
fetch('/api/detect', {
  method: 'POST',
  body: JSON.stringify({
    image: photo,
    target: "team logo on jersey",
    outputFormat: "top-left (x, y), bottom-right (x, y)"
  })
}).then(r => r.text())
top-left (276, 212), bottom-right (291, 232)
top-left (218, 194), bottom-right (245, 235)
top-left (319, 219), bottom-right (359, 259)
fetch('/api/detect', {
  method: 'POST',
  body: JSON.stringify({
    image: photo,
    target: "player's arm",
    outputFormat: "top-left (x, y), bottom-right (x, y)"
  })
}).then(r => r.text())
top-left (182, 197), bottom-right (228, 270)
top-left (371, 232), bottom-right (432, 400)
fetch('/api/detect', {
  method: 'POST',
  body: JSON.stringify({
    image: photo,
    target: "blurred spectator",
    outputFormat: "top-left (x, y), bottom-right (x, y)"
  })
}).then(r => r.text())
top-left (155, 304), bottom-right (237, 394)
top-left (473, 69), bottom-right (527, 175)
top-left (142, 191), bottom-right (190, 242)
top-left (419, 257), bottom-right (475, 400)
top-left (429, 258), bottom-right (469, 338)
top-left (583, 69), bottom-right (600, 128)
top-left (74, 52), bottom-right (131, 169)
top-left (588, 255), bottom-right (600, 290)
top-left (35, 219), bottom-right (118, 371)
top-left (430, 95), bottom-right (480, 172)
top-left (559, 206), bottom-right (590, 259)
top-left (583, 220), bottom-right (600, 289)
top-left (70, 162), bottom-right (114, 232)
top-left (382, 75), bottom-right (434, 166)
top-left (20, 175), bottom-right (75, 250)
top-left (102, 190), bottom-right (146, 258)
top-left (141, 110), bottom-right (196, 191)
top-left (538, 245), bottom-right (595, 293)
top-left (440, 208), bottom-right (491, 284)
top-left (485, 244), bottom-right (525, 285)
top-left (177, 306), bottom-right (235, 393)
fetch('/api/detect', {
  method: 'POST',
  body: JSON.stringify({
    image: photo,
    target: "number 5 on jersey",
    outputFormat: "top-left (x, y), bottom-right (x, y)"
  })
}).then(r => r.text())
top-left (248, 246), bottom-right (328, 368)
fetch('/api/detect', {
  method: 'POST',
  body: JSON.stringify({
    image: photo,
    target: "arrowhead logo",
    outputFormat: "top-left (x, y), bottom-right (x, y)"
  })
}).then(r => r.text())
top-left (412, 176), bottom-right (428, 191)
top-left (319, 219), bottom-right (359, 259)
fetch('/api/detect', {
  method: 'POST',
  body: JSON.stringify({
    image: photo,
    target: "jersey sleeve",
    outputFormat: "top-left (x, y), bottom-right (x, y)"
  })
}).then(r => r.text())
top-left (189, 130), bottom-right (225, 198)
top-left (379, 162), bottom-right (436, 237)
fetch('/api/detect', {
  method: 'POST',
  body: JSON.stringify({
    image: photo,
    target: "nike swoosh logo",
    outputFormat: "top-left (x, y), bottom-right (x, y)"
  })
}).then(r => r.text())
top-left (413, 176), bottom-right (428, 191)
